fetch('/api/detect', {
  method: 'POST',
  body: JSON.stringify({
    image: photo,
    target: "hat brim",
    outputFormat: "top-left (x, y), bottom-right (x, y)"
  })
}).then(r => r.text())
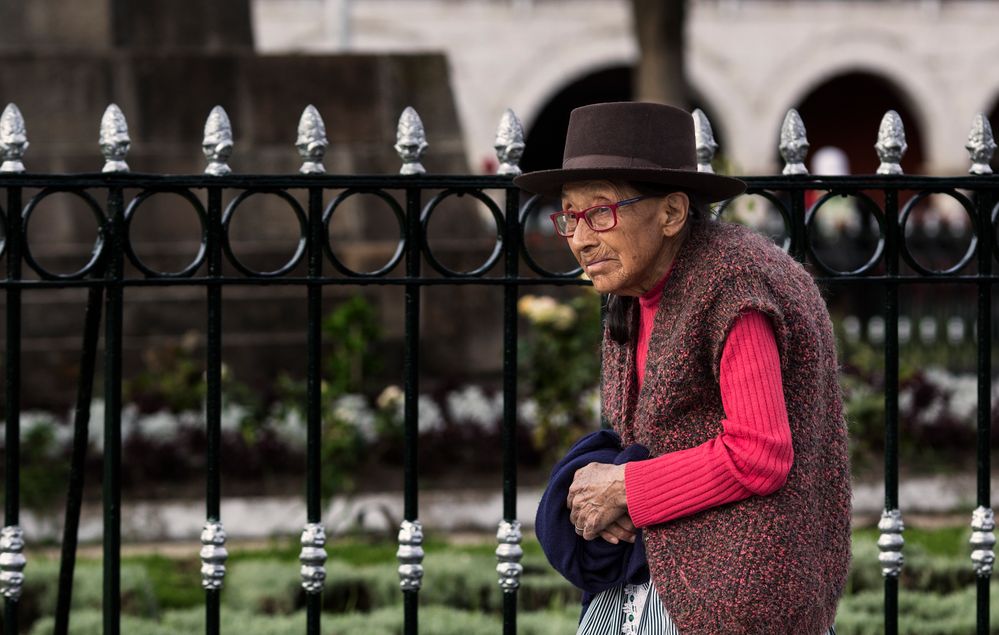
top-left (513, 167), bottom-right (746, 203)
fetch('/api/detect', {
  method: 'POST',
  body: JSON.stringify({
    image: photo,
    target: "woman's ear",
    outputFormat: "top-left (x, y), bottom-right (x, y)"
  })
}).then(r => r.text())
top-left (662, 192), bottom-right (690, 237)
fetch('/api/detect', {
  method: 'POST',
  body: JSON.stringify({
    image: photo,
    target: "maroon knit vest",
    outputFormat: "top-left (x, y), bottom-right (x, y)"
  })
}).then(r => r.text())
top-left (602, 219), bottom-right (851, 634)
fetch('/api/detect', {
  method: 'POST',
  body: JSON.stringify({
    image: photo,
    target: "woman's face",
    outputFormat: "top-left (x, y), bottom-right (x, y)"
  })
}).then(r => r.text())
top-left (561, 181), bottom-right (688, 296)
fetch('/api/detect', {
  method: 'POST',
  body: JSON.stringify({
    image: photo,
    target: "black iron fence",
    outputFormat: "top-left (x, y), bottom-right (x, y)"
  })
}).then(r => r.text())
top-left (0, 102), bottom-right (997, 635)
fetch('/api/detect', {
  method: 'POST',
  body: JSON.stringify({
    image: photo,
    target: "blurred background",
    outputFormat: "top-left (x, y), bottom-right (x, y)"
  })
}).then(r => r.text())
top-left (2, 2), bottom-right (999, 632)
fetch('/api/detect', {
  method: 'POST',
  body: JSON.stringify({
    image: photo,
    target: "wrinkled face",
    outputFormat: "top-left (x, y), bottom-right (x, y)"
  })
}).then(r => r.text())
top-left (561, 180), bottom-right (687, 296)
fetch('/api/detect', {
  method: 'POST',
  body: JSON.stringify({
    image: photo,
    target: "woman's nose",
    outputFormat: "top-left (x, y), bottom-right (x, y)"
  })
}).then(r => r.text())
top-left (569, 220), bottom-right (598, 249)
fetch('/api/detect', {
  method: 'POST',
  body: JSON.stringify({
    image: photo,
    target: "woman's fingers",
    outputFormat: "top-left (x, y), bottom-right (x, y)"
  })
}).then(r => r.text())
top-left (615, 514), bottom-right (636, 533)
top-left (600, 519), bottom-right (636, 544)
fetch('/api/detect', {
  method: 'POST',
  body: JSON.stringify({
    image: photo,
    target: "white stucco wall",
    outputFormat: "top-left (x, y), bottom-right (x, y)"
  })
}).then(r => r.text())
top-left (252, 0), bottom-right (999, 175)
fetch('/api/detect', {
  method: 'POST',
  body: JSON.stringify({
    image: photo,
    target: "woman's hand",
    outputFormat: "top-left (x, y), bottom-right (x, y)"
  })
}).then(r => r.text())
top-left (567, 462), bottom-right (628, 540)
top-left (598, 514), bottom-right (637, 545)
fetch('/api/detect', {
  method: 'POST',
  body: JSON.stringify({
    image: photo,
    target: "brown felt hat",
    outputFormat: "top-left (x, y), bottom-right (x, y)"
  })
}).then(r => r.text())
top-left (514, 102), bottom-right (745, 202)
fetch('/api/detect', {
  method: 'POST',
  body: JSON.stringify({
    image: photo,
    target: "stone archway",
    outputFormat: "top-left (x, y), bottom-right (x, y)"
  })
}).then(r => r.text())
top-left (789, 72), bottom-right (925, 175)
top-left (520, 65), bottom-right (726, 174)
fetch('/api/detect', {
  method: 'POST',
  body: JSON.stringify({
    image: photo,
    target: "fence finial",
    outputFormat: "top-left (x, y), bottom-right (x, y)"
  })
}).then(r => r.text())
top-left (496, 519), bottom-right (524, 592)
top-left (0, 103), bottom-right (28, 174)
top-left (397, 519), bottom-right (425, 591)
top-left (203, 106), bottom-right (234, 176)
top-left (494, 108), bottom-right (525, 176)
top-left (199, 521), bottom-right (228, 590)
top-left (779, 109), bottom-right (809, 175)
top-left (0, 526), bottom-right (26, 601)
top-left (99, 104), bottom-right (131, 173)
top-left (297, 105), bottom-right (328, 175)
top-left (966, 113), bottom-right (996, 175)
top-left (877, 508), bottom-right (905, 577)
top-left (971, 506), bottom-right (996, 577)
top-left (299, 523), bottom-right (328, 593)
top-left (395, 107), bottom-right (428, 175)
top-left (691, 108), bottom-right (718, 173)
top-left (875, 110), bottom-right (907, 175)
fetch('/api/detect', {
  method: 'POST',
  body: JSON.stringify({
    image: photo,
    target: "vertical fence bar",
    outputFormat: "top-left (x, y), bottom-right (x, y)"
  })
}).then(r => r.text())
top-left (2, 184), bottom-right (23, 634)
top-left (497, 185), bottom-right (524, 635)
top-left (102, 184), bottom-right (125, 635)
top-left (398, 185), bottom-right (423, 635)
top-left (202, 185), bottom-right (225, 634)
top-left (973, 189), bottom-right (994, 634)
top-left (54, 280), bottom-right (105, 635)
top-left (304, 185), bottom-right (324, 634)
top-left (788, 185), bottom-right (807, 264)
top-left (881, 187), bottom-right (901, 635)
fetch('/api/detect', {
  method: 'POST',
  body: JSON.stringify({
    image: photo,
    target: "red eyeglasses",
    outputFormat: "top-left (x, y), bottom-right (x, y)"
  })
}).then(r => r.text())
top-left (549, 196), bottom-right (649, 237)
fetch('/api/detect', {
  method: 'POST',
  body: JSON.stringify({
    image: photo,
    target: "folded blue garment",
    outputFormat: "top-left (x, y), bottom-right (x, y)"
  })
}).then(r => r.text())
top-left (534, 429), bottom-right (650, 615)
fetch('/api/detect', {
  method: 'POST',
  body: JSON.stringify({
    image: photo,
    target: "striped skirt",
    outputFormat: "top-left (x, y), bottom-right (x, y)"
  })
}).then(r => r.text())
top-left (576, 581), bottom-right (836, 635)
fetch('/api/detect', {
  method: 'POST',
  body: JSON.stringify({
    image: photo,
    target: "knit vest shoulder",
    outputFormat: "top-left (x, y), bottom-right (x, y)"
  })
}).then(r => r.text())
top-left (601, 219), bottom-right (851, 634)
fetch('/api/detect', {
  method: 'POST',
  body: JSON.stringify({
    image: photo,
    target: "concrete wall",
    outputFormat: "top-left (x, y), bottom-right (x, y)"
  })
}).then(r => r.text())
top-left (0, 50), bottom-right (480, 408)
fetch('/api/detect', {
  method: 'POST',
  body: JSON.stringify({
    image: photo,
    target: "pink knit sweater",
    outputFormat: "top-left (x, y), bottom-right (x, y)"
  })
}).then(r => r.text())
top-left (630, 274), bottom-right (793, 526)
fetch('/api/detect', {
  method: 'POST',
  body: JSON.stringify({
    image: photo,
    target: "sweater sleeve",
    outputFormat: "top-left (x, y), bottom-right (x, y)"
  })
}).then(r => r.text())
top-left (624, 310), bottom-right (794, 528)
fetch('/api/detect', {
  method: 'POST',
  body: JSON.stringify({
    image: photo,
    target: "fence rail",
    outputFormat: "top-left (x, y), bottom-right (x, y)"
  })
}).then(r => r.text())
top-left (0, 101), bottom-right (997, 634)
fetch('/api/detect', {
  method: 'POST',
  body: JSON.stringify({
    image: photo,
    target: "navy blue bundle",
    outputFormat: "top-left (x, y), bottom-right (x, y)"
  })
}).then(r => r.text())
top-left (534, 429), bottom-right (651, 615)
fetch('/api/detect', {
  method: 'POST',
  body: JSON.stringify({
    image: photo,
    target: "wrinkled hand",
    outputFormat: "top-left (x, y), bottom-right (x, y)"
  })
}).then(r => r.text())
top-left (567, 462), bottom-right (628, 541)
top-left (597, 513), bottom-right (636, 545)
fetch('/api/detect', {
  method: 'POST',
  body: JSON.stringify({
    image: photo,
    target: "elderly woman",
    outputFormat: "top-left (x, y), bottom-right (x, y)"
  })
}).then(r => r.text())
top-left (519, 103), bottom-right (850, 634)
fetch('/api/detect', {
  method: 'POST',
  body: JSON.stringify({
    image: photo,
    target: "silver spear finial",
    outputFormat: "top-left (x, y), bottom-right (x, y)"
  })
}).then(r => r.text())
top-left (395, 107), bottom-right (428, 175)
top-left (875, 110), bottom-right (907, 175)
top-left (99, 104), bottom-right (131, 173)
top-left (966, 113), bottom-right (996, 175)
top-left (203, 106), bottom-right (234, 176)
top-left (494, 108), bottom-right (525, 176)
top-left (0, 103), bottom-right (28, 173)
top-left (691, 108), bottom-right (718, 173)
top-left (297, 105), bottom-right (328, 175)
top-left (779, 109), bottom-right (809, 175)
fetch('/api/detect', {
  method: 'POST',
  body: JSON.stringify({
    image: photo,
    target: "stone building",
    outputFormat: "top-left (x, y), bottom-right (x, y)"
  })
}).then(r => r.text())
top-left (255, 0), bottom-right (999, 176)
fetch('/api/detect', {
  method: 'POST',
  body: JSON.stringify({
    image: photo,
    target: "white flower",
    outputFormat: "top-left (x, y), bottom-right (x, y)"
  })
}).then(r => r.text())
top-left (267, 405), bottom-right (307, 450)
top-left (220, 401), bottom-right (249, 434)
top-left (87, 400), bottom-right (139, 452)
top-left (446, 385), bottom-right (501, 432)
top-left (417, 395), bottom-right (445, 434)
top-left (518, 398), bottom-right (539, 429)
top-left (333, 394), bottom-right (377, 443)
top-left (136, 410), bottom-right (184, 444)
